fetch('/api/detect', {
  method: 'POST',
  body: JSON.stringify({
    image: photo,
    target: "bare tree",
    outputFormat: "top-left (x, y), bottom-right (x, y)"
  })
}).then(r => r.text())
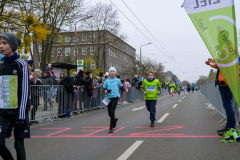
top-left (32, 0), bottom-right (85, 72)
top-left (82, 2), bottom-right (127, 71)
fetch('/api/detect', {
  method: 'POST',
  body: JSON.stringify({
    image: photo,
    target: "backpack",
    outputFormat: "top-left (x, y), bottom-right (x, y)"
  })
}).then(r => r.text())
top-left (132, 80), bottom-right (136, 86)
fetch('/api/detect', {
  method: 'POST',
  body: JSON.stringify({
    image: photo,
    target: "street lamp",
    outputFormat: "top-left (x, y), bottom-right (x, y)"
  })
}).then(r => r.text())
top-left (140, 43), bottom-right (151, 64)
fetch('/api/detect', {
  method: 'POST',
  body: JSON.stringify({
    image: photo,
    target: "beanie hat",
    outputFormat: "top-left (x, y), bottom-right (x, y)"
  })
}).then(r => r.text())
top-left (109, 67), bottom-right (117, 74)
top-left (85, 71), bottom-right (91, 75)
top-left (0, 33), bottom-right (21, 52)
top-left (78, 69), bottom-right (84, 75)
top-left (96, 76), bottom-right (101, 81)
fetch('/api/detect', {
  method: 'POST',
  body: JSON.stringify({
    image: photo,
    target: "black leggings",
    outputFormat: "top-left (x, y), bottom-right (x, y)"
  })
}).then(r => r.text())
top-left (0, 137), bottom-right (26, 160)
top-left (107, 97), bottom-right (118, 128)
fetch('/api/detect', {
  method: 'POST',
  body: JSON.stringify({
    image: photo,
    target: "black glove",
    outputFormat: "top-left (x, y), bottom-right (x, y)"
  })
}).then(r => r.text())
top-left (107, 89), bottom-right (112, 93)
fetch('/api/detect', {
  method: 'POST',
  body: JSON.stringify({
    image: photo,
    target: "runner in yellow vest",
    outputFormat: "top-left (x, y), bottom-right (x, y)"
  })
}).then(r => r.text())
top-left (169, 82), bottom-right (176, 98)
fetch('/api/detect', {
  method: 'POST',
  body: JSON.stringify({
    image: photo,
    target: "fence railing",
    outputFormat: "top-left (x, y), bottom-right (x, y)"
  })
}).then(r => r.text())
top-left (200, 81), bottom-right (239, 126)
top-left (29, 85), bottom-right (169, 123)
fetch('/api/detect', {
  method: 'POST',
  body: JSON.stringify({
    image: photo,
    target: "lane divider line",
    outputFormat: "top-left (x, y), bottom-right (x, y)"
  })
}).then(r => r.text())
top-left (172, 104), bottom-right (178, 108)
top-left (158, 113), bottom-right (169, 123)
top-left (132, 106), bottom-right (146, 111)
top-left (178, 100), bottom-right (181, 102)
top-left (117, 140), bottom-right (143, 160)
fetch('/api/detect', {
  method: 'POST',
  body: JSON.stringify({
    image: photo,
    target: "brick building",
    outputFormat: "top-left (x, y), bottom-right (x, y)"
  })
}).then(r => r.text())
top-left (32, 30), bottom-right (136, 77)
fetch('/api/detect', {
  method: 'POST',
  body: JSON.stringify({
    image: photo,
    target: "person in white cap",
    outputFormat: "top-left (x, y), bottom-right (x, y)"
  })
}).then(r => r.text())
top-left (103, 67), bottom-right (128, 133)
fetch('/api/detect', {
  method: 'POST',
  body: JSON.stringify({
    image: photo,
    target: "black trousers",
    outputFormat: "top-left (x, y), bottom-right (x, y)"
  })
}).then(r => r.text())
top-left (31, 104), bottom-right (38, 120)
top-left (0, 137), bottom-right (26, 160)
top-left (107, 97), bottom-right (118, 128)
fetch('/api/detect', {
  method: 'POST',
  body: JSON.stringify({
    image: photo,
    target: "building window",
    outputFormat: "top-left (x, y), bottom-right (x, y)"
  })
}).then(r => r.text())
top-left (73, 48), bottom-right (78, 56)
top-left (109, 48), bottom-right (111, 56)
top-left (74, 62), bottom-right (76, 65)
top-left (90, 34), bottom-right (95, 40)
top-left (73, 36), bottom-right (78, 42)
top-left (90, 61), bottom-right (95, 69)
top-left (82, 35), bottom-right (87, 41)
top-left (51, 49), bottom-right (54, 57)
top-left (82, 47), bottom-right (87, 55)
top-left (39, 44), bottom-right (42, 52)
top-left (65, 48), bottom-right (70, 56)
top-left (57, 36), bottom-right (62, 42)
top-left (39, 58), bottom-right (41, 66)
top-left (57, 48), bottom-right (62, 56)
top-left (109, 61), bottom-right (111, 67)
top-left (90, 46), bottom-right (95, 55)
top-left (65, 36), bottom-right (70, 42)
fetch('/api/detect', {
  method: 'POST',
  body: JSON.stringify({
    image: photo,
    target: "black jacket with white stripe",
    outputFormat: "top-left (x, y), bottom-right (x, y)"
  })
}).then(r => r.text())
top-left (0, 56), bottom-right (30, 121)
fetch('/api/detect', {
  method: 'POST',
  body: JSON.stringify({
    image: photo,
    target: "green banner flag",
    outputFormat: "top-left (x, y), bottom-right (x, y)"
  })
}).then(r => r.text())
top-left (183, 0), bottom-right (240, 107)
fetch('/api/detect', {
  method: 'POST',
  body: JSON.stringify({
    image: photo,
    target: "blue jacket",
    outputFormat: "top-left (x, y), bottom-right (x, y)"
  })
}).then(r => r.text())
top-left (103, 77), bottom-right (123, 98)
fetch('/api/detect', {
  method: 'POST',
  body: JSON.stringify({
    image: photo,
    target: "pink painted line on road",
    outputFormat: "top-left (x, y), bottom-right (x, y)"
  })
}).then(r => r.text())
top-left (130, 127), bottom-right (184, 136)
top-left (82, 127), bottom-right (109, 128)
top-left (109, 127), bottom-right (125, 136)
top-left (40, 128), bottom-right (70, 129)
top-left (45, 128), bottom-right (71, 136)
top-left (30, 135), bottom-right (221, 138)
top-left (87, 127), bottom-right (109, 136)
top-left (135, 126), bottom-right (185, 128)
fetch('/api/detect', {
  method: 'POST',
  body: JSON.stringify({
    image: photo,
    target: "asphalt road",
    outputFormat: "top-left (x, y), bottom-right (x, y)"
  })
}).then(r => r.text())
top-left (5, 91), bottom-right (240, 160)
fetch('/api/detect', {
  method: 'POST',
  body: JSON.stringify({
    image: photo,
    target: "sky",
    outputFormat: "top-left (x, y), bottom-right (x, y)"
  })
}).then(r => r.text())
top-left (87, 0), bottom-right (240, 82)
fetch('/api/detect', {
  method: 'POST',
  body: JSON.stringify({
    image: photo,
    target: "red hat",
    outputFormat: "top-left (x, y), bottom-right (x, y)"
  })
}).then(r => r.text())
top-left (79, 69), bottom-right (84, 75)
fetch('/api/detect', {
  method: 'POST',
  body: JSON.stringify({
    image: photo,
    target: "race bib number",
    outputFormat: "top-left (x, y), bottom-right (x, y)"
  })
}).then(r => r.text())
top-left (0, 76), bottom-right (18, 109)
top-left (147, 85), bottom-right (156, 92)
top-left (102, 97), bottom-right (111, 106)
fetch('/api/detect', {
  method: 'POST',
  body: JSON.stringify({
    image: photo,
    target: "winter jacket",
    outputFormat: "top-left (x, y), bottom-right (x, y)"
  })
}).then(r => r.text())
top-left (58, 77), bottom-right (65, 85)
top-left (59, 76), bottom-right (74, 93)
top-left (73, 73), bottom-right (92, 96)
top-left (0, 53), bottom-right (30, 121)
top-left (73, 73), bottom-right (92, 86)
top-left (30, 79), bottom-right (41, 106)
top-left (102, 76), bottom-right (107, 84)
top-left (103, 77), bottom-right (125, 98)
top-left (141, 78), bottom-right (161, 100)
top-left (41, 75), bottom-right (53, 86)
top-left (210, 59), bottom-right (240, 85)
top-left (41, 75), bottom-right (53, 91)
top-left (92, 79), bottom-right (101, 98)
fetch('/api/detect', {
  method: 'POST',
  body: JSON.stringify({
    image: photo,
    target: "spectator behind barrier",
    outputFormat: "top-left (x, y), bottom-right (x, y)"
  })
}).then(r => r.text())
top-left (41, 71), bottom-right (53, 111)
top-left (206, 58), bottom-right (239, 135)
top-left (125, 78), bottom-right (132, 89)
top-left (73, 69), bottom-right (93, 96)
top-left (59, 75), bottom-right (74, 93)
top-left (58, 72), bottom-right (65, 84)
top-left (29, 73), bottom-right (42, 124)
top-left (92, 76), bottom-right (102, 108)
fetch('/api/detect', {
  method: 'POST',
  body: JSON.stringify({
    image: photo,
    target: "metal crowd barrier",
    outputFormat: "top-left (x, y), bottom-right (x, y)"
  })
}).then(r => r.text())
top-left (200, 80), bottom-right (239, 126)
top-left (29, 85), bottom-right (170, 123)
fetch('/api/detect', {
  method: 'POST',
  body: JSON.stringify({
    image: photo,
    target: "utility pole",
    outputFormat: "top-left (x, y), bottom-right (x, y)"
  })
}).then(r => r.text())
top-left (75, 25), bottom-right (77, 57)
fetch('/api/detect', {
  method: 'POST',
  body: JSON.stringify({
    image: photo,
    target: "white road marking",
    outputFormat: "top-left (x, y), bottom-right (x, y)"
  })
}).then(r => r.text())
top-left (117, 141), bottom-right (143, 160)
top-left (132, 106), bottom-right (146, 111)
top-left (182, 97), bottom-right (185, 99)
top-left (158, 113), bottom-right (169, 123)
top-left (172, 104), bottom-right (178, 108)
top-left (178, 100), bottom-right (181, 102)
